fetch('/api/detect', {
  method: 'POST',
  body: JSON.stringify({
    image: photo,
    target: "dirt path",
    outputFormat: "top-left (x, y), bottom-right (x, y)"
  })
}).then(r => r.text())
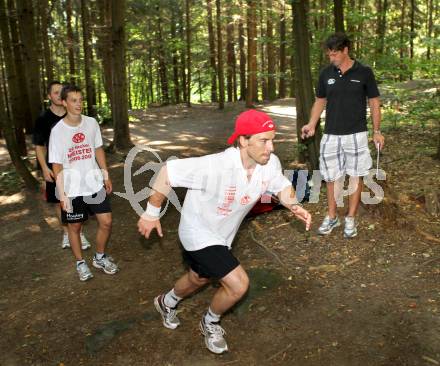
top-left (1, 99), bottom-right (439, 366)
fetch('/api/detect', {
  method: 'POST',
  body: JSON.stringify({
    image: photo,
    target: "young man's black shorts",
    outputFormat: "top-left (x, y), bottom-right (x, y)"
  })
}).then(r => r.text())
top-left (182, 245), bottom-right (240, 279)
top-left (61, 187), bottom-right (111, 224)
top-left (45, 181), bottom-right (59, 203)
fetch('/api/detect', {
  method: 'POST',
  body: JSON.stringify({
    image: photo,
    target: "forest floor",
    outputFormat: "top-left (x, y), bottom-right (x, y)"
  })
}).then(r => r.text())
top-left (0, 94), bottom-right (439, 366)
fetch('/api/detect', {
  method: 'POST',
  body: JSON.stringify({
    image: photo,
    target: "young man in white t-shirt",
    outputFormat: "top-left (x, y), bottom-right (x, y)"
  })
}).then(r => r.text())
top-left (138, 110), bottom-right (312, 354)
top-left (49, 85), bottom-right (119, 281)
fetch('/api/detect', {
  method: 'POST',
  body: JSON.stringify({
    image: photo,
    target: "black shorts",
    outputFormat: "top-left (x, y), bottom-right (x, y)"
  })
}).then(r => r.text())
top-left (45, 181), bottom-right (59, 203)
top-left (182, 245), bottom-right (240, 279)
top-left (61, 188), bottom-right (111, 224)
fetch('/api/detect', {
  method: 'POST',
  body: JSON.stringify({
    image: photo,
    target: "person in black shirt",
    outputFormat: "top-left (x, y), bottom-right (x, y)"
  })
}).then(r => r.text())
top-left (301, 33), bottom-right (385, 238)
top-left (33, 81), bottom-right (90, 249)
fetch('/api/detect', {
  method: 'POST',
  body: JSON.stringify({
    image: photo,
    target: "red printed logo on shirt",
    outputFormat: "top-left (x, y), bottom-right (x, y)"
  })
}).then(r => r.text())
top-left (72, 133), bottom-right (85, 143)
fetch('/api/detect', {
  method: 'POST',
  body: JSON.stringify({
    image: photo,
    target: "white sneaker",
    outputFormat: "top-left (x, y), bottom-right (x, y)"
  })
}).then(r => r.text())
top-left (61, 233), bottom-right (70, 249)
top-left (80, 232), bottom-right (91, 250)
top-left (318, 216), bottom-right (341, 235)
top-left (199, 317), bottom-right (228, 354)
top-left (154, 294), bottom-right (181, 330)
top-left (344, 216), bottom-right (358, 238)
top-left (77, 262), bottom-right (94, 281)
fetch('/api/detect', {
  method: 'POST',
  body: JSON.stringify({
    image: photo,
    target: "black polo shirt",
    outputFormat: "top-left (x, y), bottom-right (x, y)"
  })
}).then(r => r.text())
top-left (316, 60), bottom-right (380, 135)
top-left (32, 108), bottom-right (66, 168)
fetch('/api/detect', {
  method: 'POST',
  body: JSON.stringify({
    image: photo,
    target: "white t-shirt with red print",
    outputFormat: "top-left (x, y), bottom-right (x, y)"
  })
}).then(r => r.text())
top-left (49, 115), bottom-right (104, 197)
top-left (167, 147), bottom-right (291, 251)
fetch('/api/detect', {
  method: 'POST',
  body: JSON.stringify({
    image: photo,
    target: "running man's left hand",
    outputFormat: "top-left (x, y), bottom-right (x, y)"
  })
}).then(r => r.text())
top-left (104, 178), bottom-right (113, 194)
top-left (290, 205), bottom-right (312, 231)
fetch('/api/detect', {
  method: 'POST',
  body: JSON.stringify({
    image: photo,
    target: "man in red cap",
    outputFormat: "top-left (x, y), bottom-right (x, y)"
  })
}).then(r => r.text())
top-left (138, 109), bottom-right (311, 354)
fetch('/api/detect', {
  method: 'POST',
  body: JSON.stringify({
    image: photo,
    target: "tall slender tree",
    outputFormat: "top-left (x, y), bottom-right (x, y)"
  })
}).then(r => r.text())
top-left (333, 0), bottom-right (345, 32)
top-left (66, 0), bottom-right (76, 84)
top-left (7, 0), bottom-right (30, 154)
top-left (226, 6), bottom-right (237, 102)
top-left (81, 0), bottom-right (96, 116)
top-left (246, 0), bottom-right (257, 107)
top-left (266, 0), bottom-right (276, 101)
top-left (207, 0), bottom-right (218, 102)
top-left (278, 0), bottom-right (286, 98)
top-left (111, 0), bottom-right (132, 149)
top-left (0, 0), bottom-right (37, 188)
top-left (39, 0), bottom-right (53, 82)
top-left (238, 0), bottom-right (246, 100)
top-left (16, 0), bottom-right (42, 131)
top-left (185, 0), bottom-right (192, 106)
top-left (292, 0), bottom-right (321, 169)
top-left (216, 0), bottom-right (225, 109)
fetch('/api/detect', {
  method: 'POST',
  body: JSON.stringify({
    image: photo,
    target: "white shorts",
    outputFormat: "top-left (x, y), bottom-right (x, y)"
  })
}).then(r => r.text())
top-left (319, 132), bottom-right (372, 182)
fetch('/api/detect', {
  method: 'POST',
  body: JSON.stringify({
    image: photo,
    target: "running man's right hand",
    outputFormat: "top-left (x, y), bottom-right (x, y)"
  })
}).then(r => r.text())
top-left (60, 195), bottom-right (72, 213)
top-left (301, 124), bottom-right (316, 139)
top-left (138, 216), bottom-right (163, 238)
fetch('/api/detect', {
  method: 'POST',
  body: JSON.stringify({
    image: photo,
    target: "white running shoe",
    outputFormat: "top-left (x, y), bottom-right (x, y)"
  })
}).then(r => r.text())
top-left (92, 254), bottom-right (119, 274)
top-left (199, 317), bottom-right (228, 354)
top-left (154, 294), bottom-right (181, 330)
top-left (62, 233), bottom-right (70, 249)
top-left (344, 216), bottom-right (358, 238)
top-left (80, 232), bottom-right (91, 250)
top-left (318, 216), bottom-right (341, 235)
top-left (77, 262), bottom-right (94, 281)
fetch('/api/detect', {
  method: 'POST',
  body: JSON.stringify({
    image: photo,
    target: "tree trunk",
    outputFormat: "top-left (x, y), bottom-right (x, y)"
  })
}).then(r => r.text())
top-left (185, 0), bottom-right (191, 107)
top-left (238, 0), bottom-right (246, 101)
top-left (96, 0), bottom-right (113, 107)
top-left (226, 6), bottom-right (237, 102)
top-left (376, 0), bottom-right (387, 56)
top-left (207, 0), bottom-right (218, 103)
top-left (170, 4), bottom-right (181, 104)
top-left (179, 7), bottom-right (187, 103)
top-left (399, 0), bottom-right (406, 81)
top-left (6, 0), bottom-right (30, 155)
top-left (216, 0), bottom-right (225, 109)
top-left (266, 0), bottom-right (276, 101)
top-left (0, 86), bottom-right (38, 190)
top-left (278, 0), bottom-right (286, 98)
top-left (246, 0), bottom-right (257, 107)
top-left (292, 0), bottom-right (321, 170)
top-left (409, 0), bottom-right (415, 80)
top-left (333, 0), bottom-right (345, 32)
top-left (427, 0), bottom-right (433, 59)
top-left (259, 4), bottom-right (268, 101)
top-left (16, 0), bottom-right (42, 132)
top-left (81, 0), bottom-right (96, 116)
top-left (66, 0), bottom-right (76, 84)
top-left (111, 0), bottom-right (132, 149)
top-left (156, 6), bottom-right (170, 105)
top-left (0, 1), bottom-right (37, 189)
top-left (39, 0), bottom-right (53, 82)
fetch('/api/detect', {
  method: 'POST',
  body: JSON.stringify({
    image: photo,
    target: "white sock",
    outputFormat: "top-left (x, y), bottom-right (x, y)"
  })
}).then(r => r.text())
top-left (95, 252), bottom-right (105, 260)
top-left (163, 289), bottom-right (182, 308)
top-left (204, 307), bottom-right (221, 324)
top-left (76, 260), bottom-right (85, 268)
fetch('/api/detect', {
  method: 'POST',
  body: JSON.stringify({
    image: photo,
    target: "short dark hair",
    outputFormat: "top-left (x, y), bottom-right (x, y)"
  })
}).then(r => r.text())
top-left (324, 32), bottom-right (351, 52)
top-left (61, 84), bottom-right (82, 101)
top-left (47, 80), bottom-right (62, 95)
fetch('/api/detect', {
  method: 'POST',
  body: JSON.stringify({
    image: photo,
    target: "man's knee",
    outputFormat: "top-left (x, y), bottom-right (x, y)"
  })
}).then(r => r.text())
top-left (68, 222), bottom-right (82, 233)
top-left (98, 215), bottom-right (112, 231)
top-left (223, 267), bottom-right (249, 300)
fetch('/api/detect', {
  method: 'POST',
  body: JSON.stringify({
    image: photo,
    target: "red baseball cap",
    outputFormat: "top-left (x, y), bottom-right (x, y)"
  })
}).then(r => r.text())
top-left (227, 110), bottom-right (276, 145)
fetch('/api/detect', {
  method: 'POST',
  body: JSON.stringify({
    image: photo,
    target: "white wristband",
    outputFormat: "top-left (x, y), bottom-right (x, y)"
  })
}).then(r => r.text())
top-left (145, 202), bottom-right (161, 218)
